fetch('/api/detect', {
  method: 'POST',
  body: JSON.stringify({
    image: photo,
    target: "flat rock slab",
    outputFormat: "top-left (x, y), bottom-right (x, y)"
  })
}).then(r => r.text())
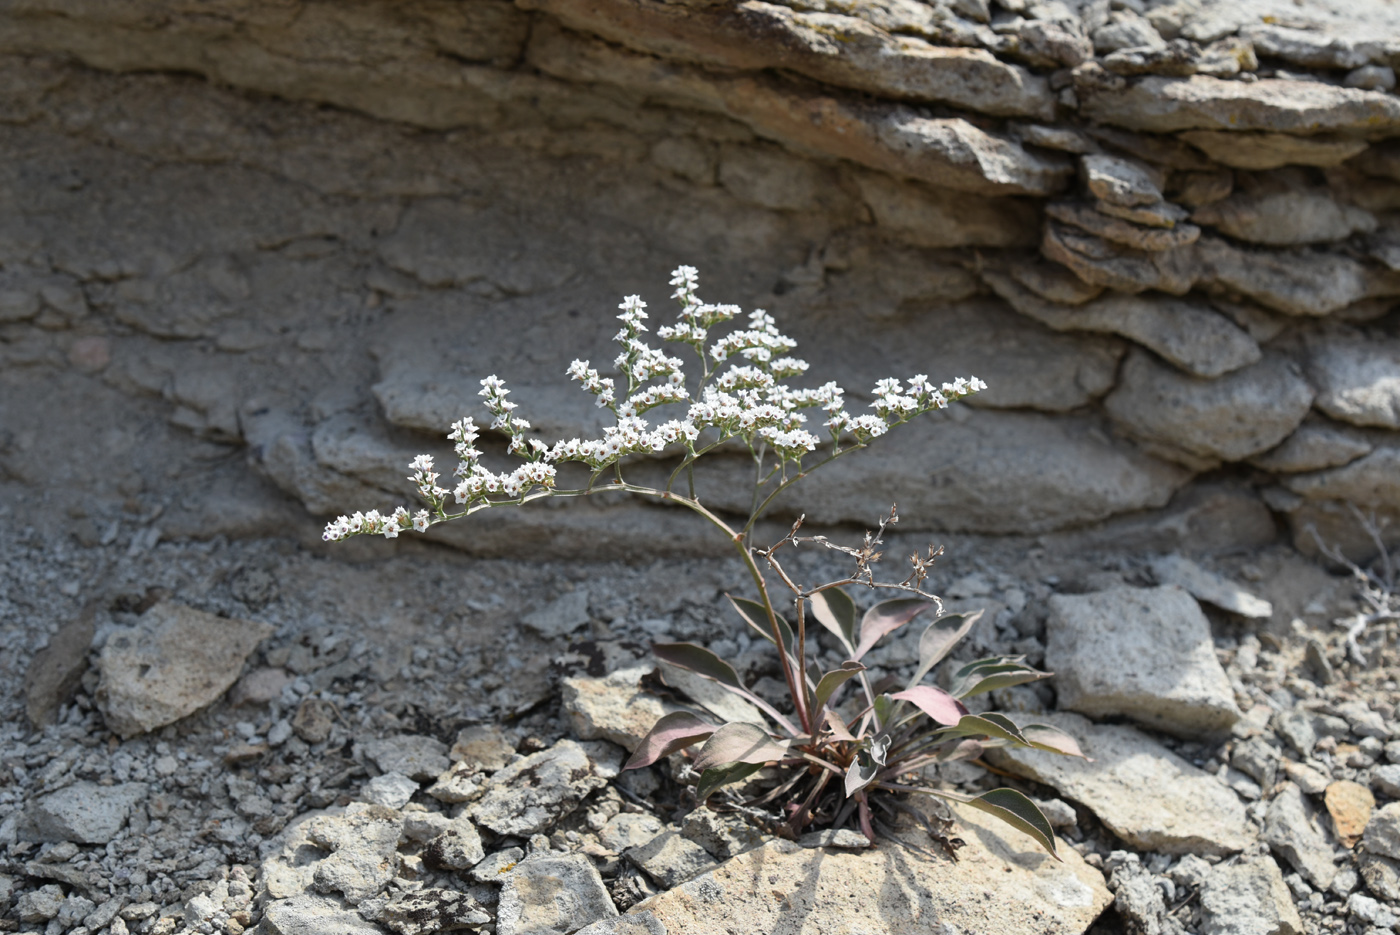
top-left (24, 606), bottom-right (95, 728)
top-left (1199, 855), bottom-right (1304, 935)
top-left (497, 854), bottom-right (618, 935)
top-left (261, 894), bottom-right (384, 935)
top-left (96, 601), bottom-right (273, 739)
top-left (562, 666), bottom-right (685, 752)
top-left (632, 802), bottom-right (1110, 934)
top-left (468, 739), bottom-right (608, 836)
top-left (1046, 586), bottom-right (1241, 736)
top-left (987, 712), bottom-right (1250, 856)
top-left (23, 781), bottom-right (147, 844)
top-left (1149, 554), bottom-right (1272, 619)
top-left (358, 734), bottom-right (450, 782)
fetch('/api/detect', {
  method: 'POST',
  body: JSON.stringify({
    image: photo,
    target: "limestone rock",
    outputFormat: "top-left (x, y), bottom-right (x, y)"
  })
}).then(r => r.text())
top-left (96, 601), bottom-right (273, 738)
top-left (261, 894), bottom-right (384, 935)
top-left (521, 590), bottom-right (592, 639)
top-left (574, 914), bottom-right (666, 935)
top-left (1326, 780), bottom-right (1375, 849)
top-left (1192, 190), bottom-right (1376, 246)
top-left (1364, 801), bottom-right (1400, 861)
top-left (305, 803), bottom-right (404, 904)
top-left (988, 712), bottom-right (1251, 855)
top-left (1360, 852), bottom-right (1400, 901)
top-left (625, 831), bottom-right (718, 889)
top-left (600, 813), bottom-right (665, 854)
top-left (1104, 350), bottom-right (1314, 467)
top-left (497, 854), bottom-right (618, 935)
top-left (1046, 585), bottom-right (1241, 736)
top-left (361, 773), bottom-right (417, 810)
top-left (680, 808), bottom-right (769, 861)
top-left (1198, 855), bottom-right (1305, 935)
top-left (1078, 75), bottom-right (1400, 135)
top-left (852, 171), bottom-right (1040, 248)
top-left (1306, 335), bottom-right (1400, 429)
top-left (984, 270), bottom-right (1258, 378)
top-left (24, 606), bottom-right (94, 728)
top-left (1180, 131), bottom-right (1370, 171)
top-left (562, 666), bottom-right (686, 752)
top-left (1046, 201), bottom-right (1200, 252)
top-left (23, 781), bottom-right (147, 845)
top-left (635, 802), bottom-right (1110, 933)
top-left (358, 735), bottom-right (450, 782)
top-left (1249, 420), bottom-right (1374, 473)
top-left (1081, 153), bottom-right (1164, 207)
top-left (423, 818), bottom-right (486, 872)
top-left (469, 739), bottom-right (608, 836)
top-left (379, 888), bottom-right (491, 935)
top-left (1266, 784), bottom-right (1339, 890)
top-left (1239, 24), bottom-right (1372, 71)
top-left (1194, 237), bottom-right (1384, 318)
top-left (450, 725), bottom-right (516, 772)
top-left (1149, 554), bottom-right (1272, 619)
top-left (1042, 221), bottom-right (1197, 294)
top-left (1282, 445), bottom-right (1400, 511)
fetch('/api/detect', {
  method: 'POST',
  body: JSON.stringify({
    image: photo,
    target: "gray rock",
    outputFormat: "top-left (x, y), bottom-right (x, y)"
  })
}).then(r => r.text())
top-left (1179, 130), bottom-right (1369, 171)
top-left (599, 813), bottom-right (664, 853)
top-left (1195, 236), bottom-right (1379, 318)
top-left (471, 847), bottom-right (526, 885)
top-left (1104, 350), bottom-right (1314, 468)
top-left (1239, 24), bottom-right (1370, 70)
top-left (680, 808), bottom-right (769, 861)
top-left (521, 590), bottom-right (591, 639)
top-left (1082, 153), bottom-right (1164, 207)
top-left (797, 829), bottom-right (871, 849)
top-left (1046, 201), bottom-right (1200, 252)
top-left (1098, 198), bottom-right (1192, 229)
top-left (305, 803), bottom-right (404, 904)
top-left (1149, 554), bottom-right (1272, 619)
top-left (1275, 712), bottom-right (1321, 758)
top-left (469, 739), bottom-right (608, 836)
top-left (423, 818), bottom-right (486, 871)
top-left (1373, 764), bottom-right (1400, 799)
top-left (1364, 802), bottom-right (1400, 860)
top-left (1265, 784), bottom-right (1339, 890)
top-left (1282, 445), bottom-right (1400, 512)
top-left (1249, 421), bottom-right (1373, 473)
top-left (562, 667), bottom-right (688, 752)
top-left (497, 854), bottom-right (618, 935)
top-left (1348, 892), bottom-right (1398, 929)
top-left (24, 606), bottom-right (94, 728)
top-left (657, 661), bottom-right (764, 725)
top-left (15, 884), bottom-right (64, 923)
top-left (1347, 64), bottom-right (1397, 91)
top-left (987, 712), bottom-right (1251, 855)
top-left (1199, 855), bottom-right (1305, 935)
top-left (1193, 189), bottom-right (1376, 246)
top-left (1232, 737), bottom-right (1280, 791)
top-left (1281, 759), bottom-right (1332, 796)
top-left (1336, 701), bottom-right (1389, 739)
top-left (1093, 10), bottom-right (1165, 52)
top-left (24, 781), bottom-right (147, 845)
top-left (1046, 586), bottom-right (1241, 737)
top-left (379, 888), bottom-right (491, 935)
top-left (1359, 851), bottom-right (1400, 901)
top-left (361, 772), bottom-right (417, 809)
top-left (985, 270), bottom-right (1259, 379)
top-left (1106, 853), bottom-right (1180, 935)
top-left (1305, 335), bottom-right (1400, 430)
top-left (573, 912), bottom-right (667, 935)
top-left (261, 894), bottom-right (384, 935)
top-left (358, 735), bottom-right (450, 782)
top-left (626, 831), bottom-right (718, 888)
top-left (426, 762), bottom-right (489, 805)
top-left (450, 725), bottom-right (517, 772)
top-left (96, 601), bottom-right (273, 738)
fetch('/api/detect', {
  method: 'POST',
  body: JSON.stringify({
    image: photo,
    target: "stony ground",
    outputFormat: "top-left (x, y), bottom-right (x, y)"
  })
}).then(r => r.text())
top-left (1, 505), bottom-right (1398, 935)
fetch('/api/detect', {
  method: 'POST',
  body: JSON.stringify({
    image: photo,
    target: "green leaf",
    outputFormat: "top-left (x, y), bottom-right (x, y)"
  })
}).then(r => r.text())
top-left (964, 788), bottom-right (1059, 859)
top-left (948, 658), bottom-right (1051, 699)
top-left (652, 642), bottom-right (746, 693)
top-left (695, 762), bottom-right (764, 803)
top-left (623, 711), bottom-right (716, 771)
top-left (936, 712), bottom-right (1030, 746)
top-left (905, 611), bottom-right (982, 689)
top-left (855, 598), bottom-right (934, 660)
top-left (889, 685), bottom-right (967, 726)
top-left (808, 588), bottom-right (857, 652)
top-left (813, 661), bottom-right (866, 713)
top-left (728, 595), bottom-right (794, 655)
top-left (872, 693), bottom-right (896, 731)
top-left (843, 733), bottom-right (891, 797)
top-left (691, 723), bottom-right (791, 771)
top-left (1021, 723), bottom-right (1090, 759)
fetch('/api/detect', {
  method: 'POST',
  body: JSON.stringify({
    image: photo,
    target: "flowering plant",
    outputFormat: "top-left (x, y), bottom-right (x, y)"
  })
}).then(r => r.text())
top-left (326, 268), bottom-right (1082, 855)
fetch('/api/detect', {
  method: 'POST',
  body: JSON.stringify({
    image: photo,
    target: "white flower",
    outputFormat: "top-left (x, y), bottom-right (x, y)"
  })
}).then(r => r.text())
top-left (413, 510), bottom-right (430, 533)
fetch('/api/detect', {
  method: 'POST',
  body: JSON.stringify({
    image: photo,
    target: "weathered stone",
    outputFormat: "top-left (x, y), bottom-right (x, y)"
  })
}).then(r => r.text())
top-left (1046, 585), bottom-right (1241, 735)
top-left (1306, 335), bottom-right (1400, 430)
top-left (1266, 784), bottom-right (1339, 890)
top-left (497, 854), bottom-right (618, 935)
top-left (361, 772), bottom-right (417, 809)
top-left (1104, 350), bottom-right (1314, 467)
top-left (379, 888), bottom-right (491, 935)
top-left (1239, 24), bottom-right (1371, 71)
top-left (626, 831), bottom-right (718, 889)
top-left (521, 590), bottom-right (592, 639)
top-left (469, 739), bottom-right (608, 836)
top-left (1360, 851), bottom-right (1400, 901)
top-left (1348, 64), bottom-right (1397, 91)
top-left (1250, 420), bottom-right (1374, 473)
top-left (1199, 855), bottom-right (1305, 935)
top-left (15, 885), bottom-right (64, 924)
top-left (1042, 222), bottom-right (1196, 294)
top-left (1172, 168), bottom-right (1234, 207)
top-left (1081, 153), bottom-right (1164, 207)
top-left (798, 829), bottom-right (871, 849)
top-left (1326, 781), bottom-right (1375, 849)
top-left (305, 803), bottom-right (404, 904)
top-left (1180, 131), bottom-right (1370, 171)
top-left (1096, 198), bottom-right (1191, 229)
top-left (1007, 258), bottom-right (1104, 305)
top-left (636, 802), bottom-right (1110, 933)
top-left (358, 735), bottom-right (450, 783)
top-left (1282, 445), bottom-right (1400, 511)
top-left (1232, 737), bottom-right (1280, 791)
top-left (423, 817), bottom-right (487, 871)
top-left (852, 172), bottom-right (1039, 248)
top-left (600, 813), bottom-right (665, 854)
top-left (291, 699), bottom-right (334, 745)
top-left (988, 712), bottom-right (1251, 855)
top-left (23, 781), bottom-right (147, 845)
top-left (1373, 764), bottom-right (1400, 799)
top-left (96, 601), bottom-right (273, 738)
top-left (1364, 801), bottom-right (1400, 860)
top-left (1102, 40), bottom-right (1203, 78)
top-left (1093, 11), bottom-right (1166, 53)
top-left (574, 913), bottom-right (667, 935)
top-left (24, 606), bottom-right (94, 728)
top-left (1194, 237), bottom-right (1386, 317)
top-left (562, 666), bottom-right (686, 752)
top-left (1079, 75), bottom-right (1400, 135)
top-left (261, 894), bottom-right (384, 935)
top-left (680, 808), bottom-right (769, 861)
top-left (1046, 201), bottom-right (1200, 251)
top-left (1149, 554), bottom-right (1272, 619)
top-left (985, 270), bottom-right (1258, 378)
top-left (450, 725), bottom-right (516, 772)
top-left (1192, 190), bottom-right (1376, 246)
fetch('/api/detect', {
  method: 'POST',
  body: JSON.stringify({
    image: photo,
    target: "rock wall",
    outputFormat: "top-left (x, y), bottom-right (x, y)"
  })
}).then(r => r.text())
top-left (1, 0), bottom-right (1399, 558)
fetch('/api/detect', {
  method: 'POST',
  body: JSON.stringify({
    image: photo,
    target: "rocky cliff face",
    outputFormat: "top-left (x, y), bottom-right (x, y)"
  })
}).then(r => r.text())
top-left (1, 0), bottom-right (1399, 558)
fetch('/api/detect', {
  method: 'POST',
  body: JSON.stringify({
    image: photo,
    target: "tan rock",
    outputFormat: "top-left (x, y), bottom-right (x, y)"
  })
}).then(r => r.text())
top-left (1193, 189), bottom-right (1376, 246)
top-left (1042, 222), bottom-right (1197, 294)
top-left (1326, 780), bottom-right (1375, 848)
top-left (634, 802), bottom-right (1111, 934)
top-left (853, 171), bottom-right (1039, 248)
top-left (96, 602), bottom-right (273, 739)
top-left (1047, 201), bottom-right (1200, 251)
top-left (562, 666), bottom-right (689, 752)
top-left (1180, 131), bottom-right (1370, 170)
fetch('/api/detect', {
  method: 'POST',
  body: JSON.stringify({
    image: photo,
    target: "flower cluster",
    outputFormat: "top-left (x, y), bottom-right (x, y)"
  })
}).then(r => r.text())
top-left (321, 267), bottom-right (986, 543)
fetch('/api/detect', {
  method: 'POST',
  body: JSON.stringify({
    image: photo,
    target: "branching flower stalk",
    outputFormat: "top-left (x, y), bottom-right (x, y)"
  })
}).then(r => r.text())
top-left (326, 268), bottom-right (1082, 855)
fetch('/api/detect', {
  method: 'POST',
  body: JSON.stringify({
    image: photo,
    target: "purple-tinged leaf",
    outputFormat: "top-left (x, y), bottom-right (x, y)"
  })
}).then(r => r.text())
top-left (813, 661), bottom-right (866, 713)
top-left (695, 761), bottom-right (763, 803)
top-left (906, 611), bottom-right (982, 689)
top-left (692, 723), bottom-right (790, 771)
top-left (623, 711), bottom-right (716, 771)
top-left (890, 685), bottom-right (968, 726)
top-left (855, 599), bottom-right (934, 661)
top-left (1021, 723), bottom-right (1090, 760)
top-left (824, 709), bottom-right (856, 743)
top-left (728, 595), bottom-right (794, 654)
top-left (652, 642), bottom-right (744, 691)
top-left (808, 588), bottom-right (857, 652)
top-left (964, 788), bottom-right (1059, 859)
